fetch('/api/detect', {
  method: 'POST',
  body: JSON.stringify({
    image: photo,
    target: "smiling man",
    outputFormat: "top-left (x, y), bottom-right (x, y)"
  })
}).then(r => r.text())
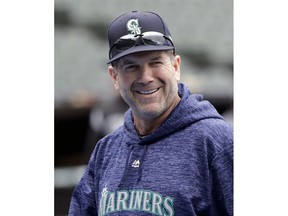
top-left (109, 50), bottom-right (181, 136)
top-left (69, 11), bottom-right (233, 216)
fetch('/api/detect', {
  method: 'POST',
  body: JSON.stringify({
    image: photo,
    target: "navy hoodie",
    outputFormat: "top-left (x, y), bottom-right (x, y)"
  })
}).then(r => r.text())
top-left (69, 83), bottom-right (233, 216)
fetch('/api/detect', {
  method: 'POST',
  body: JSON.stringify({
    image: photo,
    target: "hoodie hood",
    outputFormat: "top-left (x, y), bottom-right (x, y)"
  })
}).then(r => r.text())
top-left (123, 82), bottom-right (223, 144)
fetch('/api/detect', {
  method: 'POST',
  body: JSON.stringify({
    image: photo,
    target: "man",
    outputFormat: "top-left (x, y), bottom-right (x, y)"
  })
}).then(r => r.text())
top-left (69, 11), bottom-right (233, 216)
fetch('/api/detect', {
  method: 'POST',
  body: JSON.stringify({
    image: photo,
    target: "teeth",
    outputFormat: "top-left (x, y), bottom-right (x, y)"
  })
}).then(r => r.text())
top-left (138, 88), bottom-right (158, 95)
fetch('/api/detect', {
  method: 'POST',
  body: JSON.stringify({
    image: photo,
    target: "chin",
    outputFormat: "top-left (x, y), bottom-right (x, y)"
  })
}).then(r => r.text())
top-left (134, 105), bottom-right (166, 120)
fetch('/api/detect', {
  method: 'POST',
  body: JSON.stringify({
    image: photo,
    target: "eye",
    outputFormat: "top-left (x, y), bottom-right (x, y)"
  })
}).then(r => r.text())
top-left (122, 64), bottom-right (139, 72)
top-left (150, 61), bottom-right (163, 67)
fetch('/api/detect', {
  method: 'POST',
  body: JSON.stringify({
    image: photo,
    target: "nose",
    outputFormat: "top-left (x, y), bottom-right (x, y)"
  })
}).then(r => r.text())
top-left (137, 65), bottom-right (154, 85)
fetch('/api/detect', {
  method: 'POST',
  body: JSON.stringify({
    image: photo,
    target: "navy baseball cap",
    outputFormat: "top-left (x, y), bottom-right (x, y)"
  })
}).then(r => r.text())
top-left (107, 11), bottom-right (175, 64)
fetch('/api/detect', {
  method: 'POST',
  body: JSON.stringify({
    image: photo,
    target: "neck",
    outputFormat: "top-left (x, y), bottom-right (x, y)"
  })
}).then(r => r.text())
top-left (133, 96), bottom-right (181, 136)
top-left (134, 117), bottom-right (162, 136)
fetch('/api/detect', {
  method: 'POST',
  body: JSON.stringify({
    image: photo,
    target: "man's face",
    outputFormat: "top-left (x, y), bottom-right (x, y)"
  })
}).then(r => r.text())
top-left (108, 51), bottom-right (181, 121)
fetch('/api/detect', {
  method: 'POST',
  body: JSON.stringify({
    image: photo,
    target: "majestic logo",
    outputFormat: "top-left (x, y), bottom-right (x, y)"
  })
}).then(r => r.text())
top-left (126, 19), bottom-right (141, 35)
top-left (98, 186), bottom-right (175, 216)
top-left (132, 159), bottom-right (140, 168)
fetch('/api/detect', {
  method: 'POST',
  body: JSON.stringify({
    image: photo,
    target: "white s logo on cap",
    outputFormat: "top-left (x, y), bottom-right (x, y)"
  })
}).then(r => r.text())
top-left (127, 19), bottom-right (141, 35)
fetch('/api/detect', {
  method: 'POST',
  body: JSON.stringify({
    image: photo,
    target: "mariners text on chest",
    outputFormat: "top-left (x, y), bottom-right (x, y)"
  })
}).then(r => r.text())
top-left (98, 187), bottom-right (175, 216)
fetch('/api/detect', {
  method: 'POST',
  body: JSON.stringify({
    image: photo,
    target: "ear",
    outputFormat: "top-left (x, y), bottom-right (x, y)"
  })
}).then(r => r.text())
top-left (173, 55), bottom-right (181, 81)
top-left (108, 65), bottom-right (119, 90)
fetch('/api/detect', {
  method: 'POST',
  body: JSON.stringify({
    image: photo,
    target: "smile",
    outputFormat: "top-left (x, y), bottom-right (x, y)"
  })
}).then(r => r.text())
top-left (136, 88), bottom-right (160, 95)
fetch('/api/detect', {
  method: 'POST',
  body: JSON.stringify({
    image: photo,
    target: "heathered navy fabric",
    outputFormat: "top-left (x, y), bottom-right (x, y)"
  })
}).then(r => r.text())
top-left (69, 83), bottom-right (233, 216)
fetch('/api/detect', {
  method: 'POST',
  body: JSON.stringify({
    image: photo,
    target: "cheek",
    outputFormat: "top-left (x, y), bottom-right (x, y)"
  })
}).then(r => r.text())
top-left (117, 77), bottom-right (132, 93)
top-left (169, 64), bottom-right (180, 81)
top-left (163, 70), bottom-right (179, 83)
top-left (119, 73), bottom-right (135, 86)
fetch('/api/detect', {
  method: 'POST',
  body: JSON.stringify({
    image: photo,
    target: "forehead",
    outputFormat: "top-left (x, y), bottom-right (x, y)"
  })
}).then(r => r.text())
top-left (117, 51), bottom-right (169, 64)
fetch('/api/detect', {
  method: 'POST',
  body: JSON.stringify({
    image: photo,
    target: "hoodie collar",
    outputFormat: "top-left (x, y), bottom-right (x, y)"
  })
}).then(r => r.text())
top-left (123, 83), bottom-right (223, 145)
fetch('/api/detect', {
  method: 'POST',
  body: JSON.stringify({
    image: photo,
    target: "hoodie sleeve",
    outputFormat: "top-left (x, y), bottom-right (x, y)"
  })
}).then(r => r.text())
top-left (68, 152), bottom-right (98, 216)
top-left (210, 144), bottom-right (233, 216)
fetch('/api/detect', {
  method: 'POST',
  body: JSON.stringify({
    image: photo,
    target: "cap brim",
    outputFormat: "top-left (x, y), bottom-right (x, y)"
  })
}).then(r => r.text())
top-left (107, 45), bottom-right (174, 64)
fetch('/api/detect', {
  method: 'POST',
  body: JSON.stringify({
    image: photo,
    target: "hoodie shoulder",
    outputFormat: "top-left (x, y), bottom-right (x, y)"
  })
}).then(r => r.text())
top-left (198, 118), bottom-right (233, 146)
top-left (177, 83), bottom-right (233, 151)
